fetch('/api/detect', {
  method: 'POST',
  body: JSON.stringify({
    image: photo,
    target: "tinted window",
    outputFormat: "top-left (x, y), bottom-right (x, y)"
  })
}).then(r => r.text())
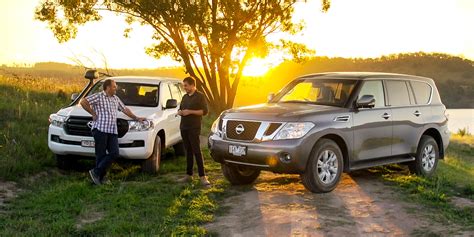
top-left (275, 79), bottom-right (356, 107)
top-left (411, 81), bottom-right (432, 104)
top-left (170, 83), bottom-right (183, 103)
top-left (87, 81), bottom-right (159, 107)
top-left (386, 80), bottom-right (411, 106)
top-left (161, 83), bottom-right (173, 107)
top-left (358, 80), bottom-right (385, 108)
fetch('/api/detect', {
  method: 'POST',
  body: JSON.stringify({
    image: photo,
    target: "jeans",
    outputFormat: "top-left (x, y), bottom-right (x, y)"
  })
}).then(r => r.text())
top-left (92, 128), bottom-right (119, 179)
top-left (180, 129), bottom-right (205, 177)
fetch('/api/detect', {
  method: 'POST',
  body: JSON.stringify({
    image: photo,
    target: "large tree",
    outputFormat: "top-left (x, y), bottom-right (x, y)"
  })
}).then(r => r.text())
top-left (36, 0), bottom-right (330, 113)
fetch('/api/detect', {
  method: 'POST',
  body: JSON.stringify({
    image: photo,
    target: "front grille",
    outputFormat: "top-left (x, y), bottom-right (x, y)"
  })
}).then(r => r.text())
top-left (226, 120), bottom-right (261, 141)
top-left (64, 116), bottom-right (129, 138)
top-left (65, 116), bottom-right (92, 137)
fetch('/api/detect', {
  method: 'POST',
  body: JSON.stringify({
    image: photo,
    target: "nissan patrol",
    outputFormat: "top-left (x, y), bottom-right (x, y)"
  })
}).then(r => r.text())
top-left (208, 72), bottom-right (450, 193)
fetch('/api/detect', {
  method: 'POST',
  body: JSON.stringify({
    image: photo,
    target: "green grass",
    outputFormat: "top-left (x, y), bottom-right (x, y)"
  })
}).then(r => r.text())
top-left (372, 134), bottom-right (474, 230)
top-left (0, 152), bottom-right (229, 236)
top-left (0, 76), bottom-right (84, 181)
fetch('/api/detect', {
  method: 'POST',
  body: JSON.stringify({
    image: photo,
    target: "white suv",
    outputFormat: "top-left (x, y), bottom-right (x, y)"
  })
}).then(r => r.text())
top-left (48, 71), bottom-right (185, 173)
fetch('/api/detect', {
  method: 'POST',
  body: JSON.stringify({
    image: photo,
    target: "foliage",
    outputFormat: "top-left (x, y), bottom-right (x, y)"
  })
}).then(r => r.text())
top-left (35, 0), bottom-right (331, 112)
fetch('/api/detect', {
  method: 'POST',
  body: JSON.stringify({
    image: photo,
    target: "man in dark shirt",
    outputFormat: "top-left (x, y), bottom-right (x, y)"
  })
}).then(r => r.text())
top-left (178, 76), bottom-right (210, 187)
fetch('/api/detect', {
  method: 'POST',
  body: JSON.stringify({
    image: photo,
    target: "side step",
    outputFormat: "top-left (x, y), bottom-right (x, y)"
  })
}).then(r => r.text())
top-left (349, 156), bottom-right (415, 171)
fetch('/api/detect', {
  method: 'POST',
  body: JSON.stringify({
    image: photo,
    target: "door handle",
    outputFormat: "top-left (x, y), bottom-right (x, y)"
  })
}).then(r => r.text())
top-left (414, 111), bottom-right (421, 117)
top-left (382, 113), bottom-right (391, 119)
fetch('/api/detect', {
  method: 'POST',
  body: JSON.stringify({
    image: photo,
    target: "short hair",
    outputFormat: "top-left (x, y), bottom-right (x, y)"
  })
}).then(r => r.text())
top-left (103, 79), bottom-right (114, 90)
top-left (183, 76), bottom-right (196, 86)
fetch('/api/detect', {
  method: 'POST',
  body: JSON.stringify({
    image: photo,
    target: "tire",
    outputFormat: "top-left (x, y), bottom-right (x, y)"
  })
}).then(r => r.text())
top-left (56, 154), bottom-right (76, 170)
top-left (173, 142), bottom-right (185, 156)
top-left (142, 136), bottom-right (162, 174)
top-left (300, 139), bottom-right (344, 193)
top-left (408, 135), bottom-right (439, 177)
top-left (222, 164), bottom-right (261, 185)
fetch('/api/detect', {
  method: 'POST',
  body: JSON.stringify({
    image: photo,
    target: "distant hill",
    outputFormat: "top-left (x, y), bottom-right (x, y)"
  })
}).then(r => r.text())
top-left (236, 52), bottom-right (474, 108)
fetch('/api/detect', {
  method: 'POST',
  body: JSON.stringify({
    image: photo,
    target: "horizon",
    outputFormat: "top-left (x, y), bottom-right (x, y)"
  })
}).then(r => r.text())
top-left (3, 51), bottom-right (472, 71)
top-left (1, 0), bottom-right (474, 74)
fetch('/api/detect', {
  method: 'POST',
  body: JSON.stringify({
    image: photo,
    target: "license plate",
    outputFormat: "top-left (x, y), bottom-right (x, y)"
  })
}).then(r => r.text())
top-left (228, 145), bottom-right (247, 156)
top-left (81, 140), bottom-right (95, 147)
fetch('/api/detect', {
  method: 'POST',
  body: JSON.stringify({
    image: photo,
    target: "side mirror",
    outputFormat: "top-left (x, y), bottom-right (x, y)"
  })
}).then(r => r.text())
top-left (356, 95), bottom-right (376, 108)
top-left (268, 93), bottom-right (275, 102)
top-left (85, 69), bottom-right (99, 80)
top-left (71, 93), bottom-right (79, 101)
top-left (165, 99), bottom-right (178, 109)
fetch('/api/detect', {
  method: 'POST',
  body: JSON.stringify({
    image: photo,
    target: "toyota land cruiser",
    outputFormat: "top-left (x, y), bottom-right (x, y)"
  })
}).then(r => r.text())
top-left (48, 70), bottom-right (185, 173)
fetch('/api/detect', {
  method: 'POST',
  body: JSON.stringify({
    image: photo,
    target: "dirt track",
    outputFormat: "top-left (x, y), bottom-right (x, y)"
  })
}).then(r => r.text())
top-left (205, 171), bottom-right (470, 236)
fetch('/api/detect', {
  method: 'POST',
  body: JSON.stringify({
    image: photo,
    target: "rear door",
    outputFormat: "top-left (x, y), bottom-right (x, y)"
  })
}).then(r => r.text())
top-left (385, 80), bottom-right (424, 156)
top-left (352, 80), bottom-right (393, 161)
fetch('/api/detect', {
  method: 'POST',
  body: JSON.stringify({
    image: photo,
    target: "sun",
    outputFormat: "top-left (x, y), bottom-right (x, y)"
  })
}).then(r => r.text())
top-left (242, 57), bottom-right (272, 77)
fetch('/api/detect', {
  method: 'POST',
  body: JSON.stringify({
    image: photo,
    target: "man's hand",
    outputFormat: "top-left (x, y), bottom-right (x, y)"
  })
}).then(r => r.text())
top-left (136, 117), bottom-right (146, 122)
top-left (180, 109), bottom-right (192, 116)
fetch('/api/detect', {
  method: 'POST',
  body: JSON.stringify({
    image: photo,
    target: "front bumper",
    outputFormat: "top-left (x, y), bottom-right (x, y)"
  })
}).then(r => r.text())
top-left (48, 125), bottom-right (155, 159)
top-left (208, 132), bottom-right (315, 174)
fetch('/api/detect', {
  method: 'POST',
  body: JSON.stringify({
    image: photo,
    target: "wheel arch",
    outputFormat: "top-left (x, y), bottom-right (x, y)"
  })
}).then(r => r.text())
top-left (420, 128), bottom-right (444, 159)
top-left (157, 129), bottom-right (166, 151)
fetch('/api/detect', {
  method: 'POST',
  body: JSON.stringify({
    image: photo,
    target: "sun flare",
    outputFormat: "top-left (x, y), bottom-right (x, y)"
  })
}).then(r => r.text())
top-left (242, 57), bottom-right (272, 77)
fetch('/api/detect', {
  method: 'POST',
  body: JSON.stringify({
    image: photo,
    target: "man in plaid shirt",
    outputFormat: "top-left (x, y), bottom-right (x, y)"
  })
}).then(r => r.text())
top-left (81, 79), bottom-right (145, 185)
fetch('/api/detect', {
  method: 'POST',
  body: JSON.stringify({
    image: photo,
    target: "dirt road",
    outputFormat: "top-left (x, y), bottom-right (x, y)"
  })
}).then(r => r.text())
top-left (205, 171), bottom-right (468, 236)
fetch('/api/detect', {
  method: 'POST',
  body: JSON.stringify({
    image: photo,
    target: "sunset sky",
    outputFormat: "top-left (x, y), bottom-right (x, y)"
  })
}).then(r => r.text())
top-left (1, 0), bottom-right (473, 73)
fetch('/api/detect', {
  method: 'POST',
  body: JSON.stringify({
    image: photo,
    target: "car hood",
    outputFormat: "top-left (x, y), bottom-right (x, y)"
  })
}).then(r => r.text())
top-left (55, 104), bottom-right (160, 119)
top-left (223, 103), bottom-right (345, 121)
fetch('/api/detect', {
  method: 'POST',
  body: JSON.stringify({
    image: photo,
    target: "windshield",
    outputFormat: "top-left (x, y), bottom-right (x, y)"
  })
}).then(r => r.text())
top-left (87, 81), bottom-right (160, 107)
top-left (273, 79), bottom-right (357, 107)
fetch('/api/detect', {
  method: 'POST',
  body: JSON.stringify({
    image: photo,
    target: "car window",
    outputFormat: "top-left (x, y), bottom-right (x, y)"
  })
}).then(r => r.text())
top-left (161, 83), bottom-right (173, 107)
top-left (411, 81), bottom-right (432, 104)
top-left (170, 83), bottom-right (183, 103)
top-left (86, 81), bottom-right (159, 107)
top-left (358, 80), bottom-right (385, 108)
top-left (275, 79), bottom-right (356, 107)
top-left (386, 80), bottom-right (411, 106)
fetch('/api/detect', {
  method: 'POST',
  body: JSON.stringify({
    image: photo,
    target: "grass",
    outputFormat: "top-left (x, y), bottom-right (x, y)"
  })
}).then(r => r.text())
top-left (0, 152), bottom-right (230, 236)
top-left (0, 75), bottom-right (84, 181)
top-left (371, 133), bottom-right (474, 231)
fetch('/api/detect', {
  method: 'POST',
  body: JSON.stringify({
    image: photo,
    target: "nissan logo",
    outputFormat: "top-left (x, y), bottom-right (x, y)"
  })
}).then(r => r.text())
top-left (87, 121), bottom-right (94, 129)
top-left (235, 124), bottom-right (245, 134)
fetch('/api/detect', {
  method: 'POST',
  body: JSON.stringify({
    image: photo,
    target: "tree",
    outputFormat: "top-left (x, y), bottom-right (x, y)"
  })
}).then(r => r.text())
top-left (36, 0), bottom-right (330, 113)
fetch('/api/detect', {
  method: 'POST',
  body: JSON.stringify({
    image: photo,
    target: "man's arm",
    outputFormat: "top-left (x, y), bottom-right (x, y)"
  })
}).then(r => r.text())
top-left (122, 107), bottom-right (145, 122)
top-left (80, 99), bottom-right (97, 121)
top-left (180, 93), bottom-right (208, 116)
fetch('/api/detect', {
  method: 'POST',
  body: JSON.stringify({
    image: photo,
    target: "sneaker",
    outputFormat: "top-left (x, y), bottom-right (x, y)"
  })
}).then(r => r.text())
top-left (89, 169), bottom-right (101, 185)
top-left (200, 176), bottom-right (211, 187)
top-left (177, 175), bottom-right (193, 183)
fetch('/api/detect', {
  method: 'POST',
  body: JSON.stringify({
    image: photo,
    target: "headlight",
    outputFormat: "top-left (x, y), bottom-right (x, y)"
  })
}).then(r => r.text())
top-left (129, 120), bottom-right (154, 132)
top-left (49, 114), bottom-right (67, 127)
top-left (211, 118), bottom-right (219, 133)
top-left (273, 122), bottom-right (315, 140)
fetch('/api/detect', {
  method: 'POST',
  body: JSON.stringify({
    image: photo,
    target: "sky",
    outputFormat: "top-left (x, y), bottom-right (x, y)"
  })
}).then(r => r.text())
top-left (1, 0), bottom-right (473, 72)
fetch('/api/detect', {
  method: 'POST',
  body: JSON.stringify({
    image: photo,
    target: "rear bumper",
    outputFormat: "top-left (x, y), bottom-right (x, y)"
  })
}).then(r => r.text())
top-left (208, 133), bottom-right (315, 174)
top-left (48, 125), bottom-right (155, 159)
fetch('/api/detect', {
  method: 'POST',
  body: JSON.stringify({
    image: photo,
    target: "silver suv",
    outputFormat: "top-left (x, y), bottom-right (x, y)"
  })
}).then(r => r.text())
top-left (208, 72), bottom-right (450, 193)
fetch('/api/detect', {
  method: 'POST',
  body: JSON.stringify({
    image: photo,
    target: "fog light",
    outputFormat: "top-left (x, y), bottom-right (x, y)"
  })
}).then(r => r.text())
top-left (279, 153), bottom-right (292, 163)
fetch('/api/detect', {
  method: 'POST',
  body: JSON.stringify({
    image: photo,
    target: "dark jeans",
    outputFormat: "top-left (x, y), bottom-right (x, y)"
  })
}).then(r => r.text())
top-left (92, 128), bottom-right (119, 180)
top-left (181, 128), bottom-right (205, 177)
